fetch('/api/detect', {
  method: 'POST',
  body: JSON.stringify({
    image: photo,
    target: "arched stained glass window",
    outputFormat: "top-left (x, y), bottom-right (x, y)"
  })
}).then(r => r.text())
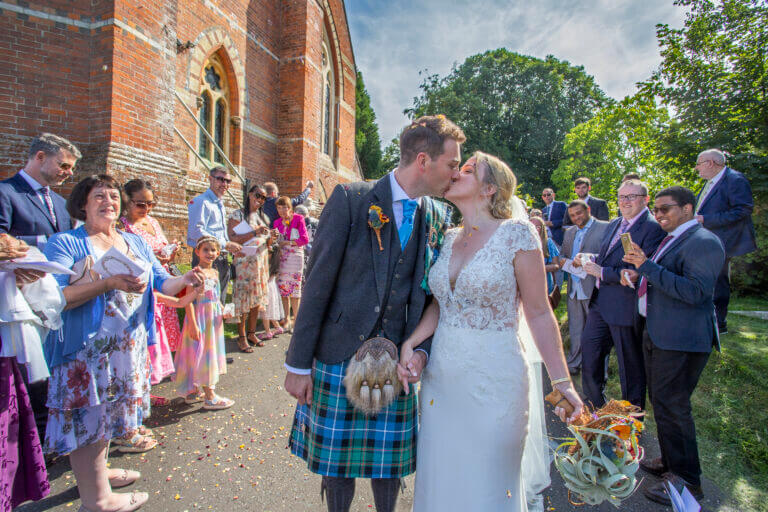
top-left (198, 92), bottom-right (211, 159)
top-left (214, 99), bottom-right (226, 163)
top-left (320, 28), bottom-right (336, 159)
top-left (197, 53), bottom-right (230, 165)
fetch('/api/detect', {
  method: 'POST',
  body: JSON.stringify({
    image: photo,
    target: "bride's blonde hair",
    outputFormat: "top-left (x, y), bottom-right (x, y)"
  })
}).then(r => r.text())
top-left (474, 151), bottom-right (517, 219)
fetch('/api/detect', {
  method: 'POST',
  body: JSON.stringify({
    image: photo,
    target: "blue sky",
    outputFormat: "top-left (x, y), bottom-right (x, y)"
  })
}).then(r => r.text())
top-left (345, 0), bottom-right (686, 144)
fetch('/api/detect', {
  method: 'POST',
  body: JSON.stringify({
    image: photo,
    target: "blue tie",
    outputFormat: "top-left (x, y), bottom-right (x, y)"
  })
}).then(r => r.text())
top-left (398, 199), bottom-right (418, 251)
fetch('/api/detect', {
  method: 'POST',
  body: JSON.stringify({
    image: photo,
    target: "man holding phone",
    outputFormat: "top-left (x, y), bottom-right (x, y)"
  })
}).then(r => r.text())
top-left (578, 179), bottom-right (666, 410)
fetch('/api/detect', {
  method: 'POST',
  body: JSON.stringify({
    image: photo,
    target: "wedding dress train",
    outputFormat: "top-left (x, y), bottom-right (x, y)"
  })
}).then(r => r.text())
top-left (413, 218), bottom-right (550, 511)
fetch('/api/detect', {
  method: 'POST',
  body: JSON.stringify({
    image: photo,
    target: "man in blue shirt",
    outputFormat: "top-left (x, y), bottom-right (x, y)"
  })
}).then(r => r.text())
top-left (263, 180), bottom-right (314, 225)
top-left (187, 166), bottom-right (242, 296)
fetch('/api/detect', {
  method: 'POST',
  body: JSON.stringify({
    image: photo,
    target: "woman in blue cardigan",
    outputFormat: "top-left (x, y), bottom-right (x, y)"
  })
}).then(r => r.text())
top-left (43, 175), bottom-right (203, 512)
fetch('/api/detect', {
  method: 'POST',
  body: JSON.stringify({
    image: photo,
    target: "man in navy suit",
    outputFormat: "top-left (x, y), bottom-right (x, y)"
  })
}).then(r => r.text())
top-left (0, 133), bottom-right (78, 248)
top-left (579, 179), bottom-right (666, 409)
top-left (694, 149), bottom-right (756, 333)
top-left (0, 133), bottom-right (79, 435)
top-left (563, 177), bottom-right (610, 225)
top-left (541, 187), bottom-right (567, 246)
top-left (622, 186), bottom-right (724, 505)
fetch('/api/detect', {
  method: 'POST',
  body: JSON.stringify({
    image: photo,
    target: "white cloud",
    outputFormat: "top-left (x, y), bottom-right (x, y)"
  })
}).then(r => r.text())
top-left (346, 0), bottom-right (686, 144)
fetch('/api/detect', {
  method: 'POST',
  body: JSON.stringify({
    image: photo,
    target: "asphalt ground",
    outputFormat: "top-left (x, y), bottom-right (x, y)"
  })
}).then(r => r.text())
top-left (16, 332), bottom-right (731, 512)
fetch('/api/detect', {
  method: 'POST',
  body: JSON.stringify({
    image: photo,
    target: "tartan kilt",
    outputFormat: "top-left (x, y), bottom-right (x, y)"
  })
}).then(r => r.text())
top-left (289, 359), bottom-right (418, 479)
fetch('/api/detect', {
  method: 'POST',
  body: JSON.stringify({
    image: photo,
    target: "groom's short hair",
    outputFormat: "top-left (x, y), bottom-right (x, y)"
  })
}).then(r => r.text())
top-left (399, 115), bottom-right (466, 166)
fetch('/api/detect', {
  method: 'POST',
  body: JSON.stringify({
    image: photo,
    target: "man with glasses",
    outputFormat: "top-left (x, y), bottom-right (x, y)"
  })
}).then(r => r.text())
top-left (563, 177), bottom-right (609, 225)
top-left (541, 187), bottom-right (567, 246)
top-left (693, 149), bottom-right (756, 334)
top-left (621, 186), bottom-right (724, 506)
top-left (579, 179), bottom-right (666, 410)
top-left (0, 132), bottom-right (80, 444)
top-left (187, 166), bottom-right (243, 295)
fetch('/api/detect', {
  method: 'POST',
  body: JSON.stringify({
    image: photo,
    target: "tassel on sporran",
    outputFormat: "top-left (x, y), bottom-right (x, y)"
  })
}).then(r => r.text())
top-left (344, 337), bottom-right (402, 415)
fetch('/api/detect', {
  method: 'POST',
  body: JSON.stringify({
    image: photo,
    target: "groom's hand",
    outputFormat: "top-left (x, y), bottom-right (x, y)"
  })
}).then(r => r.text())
top-left (285, 372), bottom-right (313, 406)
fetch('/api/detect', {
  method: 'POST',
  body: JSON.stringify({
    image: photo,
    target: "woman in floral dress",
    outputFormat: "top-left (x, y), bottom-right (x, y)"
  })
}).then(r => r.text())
top-left (273, 196), bottom-right (309, 331)
top-left (119, 179), bottom-right (183, 398)
top-left (43, 175), bottom-right (204, 512)
top-left (226, 185), bottom-right (271, 351)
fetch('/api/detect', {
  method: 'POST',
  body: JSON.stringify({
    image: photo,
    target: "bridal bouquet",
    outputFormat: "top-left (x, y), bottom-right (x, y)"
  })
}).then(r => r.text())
top-left (546, 391), bottom-right (644, 507)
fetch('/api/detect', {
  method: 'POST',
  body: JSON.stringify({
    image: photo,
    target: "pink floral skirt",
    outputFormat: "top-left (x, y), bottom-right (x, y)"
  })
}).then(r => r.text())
top-left (277, 246), bottom-right (304, 298)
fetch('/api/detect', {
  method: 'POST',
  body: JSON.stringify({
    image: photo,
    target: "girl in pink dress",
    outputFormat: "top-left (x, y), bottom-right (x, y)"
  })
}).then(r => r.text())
top-left (119, 180), bottom-right (184, 404)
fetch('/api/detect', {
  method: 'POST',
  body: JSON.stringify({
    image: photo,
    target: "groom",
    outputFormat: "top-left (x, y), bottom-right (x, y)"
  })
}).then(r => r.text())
top-left (284, 115), bottom-right (465, 511)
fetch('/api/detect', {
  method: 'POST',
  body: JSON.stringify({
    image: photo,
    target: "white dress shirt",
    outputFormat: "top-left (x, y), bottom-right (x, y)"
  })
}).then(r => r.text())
top-left (638, 219), bottom-right (699, 317)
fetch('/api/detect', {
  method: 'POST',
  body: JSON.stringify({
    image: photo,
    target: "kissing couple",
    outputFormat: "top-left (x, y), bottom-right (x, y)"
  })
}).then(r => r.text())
top-left (284, 115), bottom-right (582, 511)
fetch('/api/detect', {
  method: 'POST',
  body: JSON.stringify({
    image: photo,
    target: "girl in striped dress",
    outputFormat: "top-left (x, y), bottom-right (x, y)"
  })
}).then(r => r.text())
top-left (173, 237), bottom-right (234, 410)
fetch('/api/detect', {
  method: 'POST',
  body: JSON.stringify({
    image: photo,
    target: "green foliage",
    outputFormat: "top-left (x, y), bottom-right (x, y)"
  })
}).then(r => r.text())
top-left (379, 137), bottom-right (400, 174)
top-left (404, 49), bottom-right (610, 196)
top-left (355, 71), bottom-right (384, 180)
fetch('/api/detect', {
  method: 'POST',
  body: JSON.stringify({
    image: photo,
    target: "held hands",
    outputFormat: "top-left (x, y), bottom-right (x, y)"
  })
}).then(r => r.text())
top-left (621, 242), bottom-right (647, 268)
top-left (225, 241), bottom-right (242, 254)
top-left (397, 348), bottom-right (427, 395)
top-left (285, 372), bottom-right (313, 406)
top-left (184, 267), bottom-right (206, 288)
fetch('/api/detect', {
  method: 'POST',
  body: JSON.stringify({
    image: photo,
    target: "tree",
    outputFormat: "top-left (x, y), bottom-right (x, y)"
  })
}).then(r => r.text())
top-left (380, 137), bottom-right (400, 173)
top-left (405, 49), bottom-right (610, 196)
top-left (355, 71), bottom-right (384, 179)
top-left (638, 0), bottom-right (768, 293)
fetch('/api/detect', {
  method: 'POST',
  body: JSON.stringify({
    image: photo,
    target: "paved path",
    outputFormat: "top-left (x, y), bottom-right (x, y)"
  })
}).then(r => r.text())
top-left (16, 333), bottom-right (732, 511)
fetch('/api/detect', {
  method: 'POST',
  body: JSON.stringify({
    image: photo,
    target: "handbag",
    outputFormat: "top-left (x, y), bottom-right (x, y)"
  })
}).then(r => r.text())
top-left (548, 272), bottom-right (561, 309)
top-left (343, 337), bottom-right (403, 416)
top-left (69, 255), bottom-right (97, 285)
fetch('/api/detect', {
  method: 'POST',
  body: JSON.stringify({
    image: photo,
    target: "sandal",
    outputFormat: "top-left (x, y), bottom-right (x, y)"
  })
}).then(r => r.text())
top-left (150, 395), bottom-right (169, 407)
top-left (109, 468), bottom-right (141, 488)
top-left (136, 425), bottom-right (154, 437)
top-left (202, 394), bottom-right (235, 410)
top-left (113, 433), bottom-right (157, 453)
top-left (237, 335), bottom-right (254, 353)
top-left (183, 391), bottom-right (204, 404)
top-left (79, 490), bottom-right (149, 512)
top-left (249, 332), bottom-right (268, 346)
top-left (272, 326), bottom-right (284, 336)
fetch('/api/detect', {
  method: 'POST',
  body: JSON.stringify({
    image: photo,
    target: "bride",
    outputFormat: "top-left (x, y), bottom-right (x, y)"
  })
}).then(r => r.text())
top-left (398, 151), bottom-right (583, 511)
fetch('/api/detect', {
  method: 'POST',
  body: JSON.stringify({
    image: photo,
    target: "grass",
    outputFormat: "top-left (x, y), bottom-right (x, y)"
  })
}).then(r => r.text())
top-left (557, 294), bottom-right (768, 511)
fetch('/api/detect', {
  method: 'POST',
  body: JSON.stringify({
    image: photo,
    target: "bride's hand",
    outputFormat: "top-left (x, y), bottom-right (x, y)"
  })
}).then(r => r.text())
top-left (554, 383), bottom-right (584, 424)
top-left (397, 344), bottom-right (416, 394)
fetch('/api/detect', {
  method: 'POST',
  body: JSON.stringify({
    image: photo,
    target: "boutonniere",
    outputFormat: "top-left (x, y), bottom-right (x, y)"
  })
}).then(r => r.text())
top-left (368, 205), bottom-right (390, 251)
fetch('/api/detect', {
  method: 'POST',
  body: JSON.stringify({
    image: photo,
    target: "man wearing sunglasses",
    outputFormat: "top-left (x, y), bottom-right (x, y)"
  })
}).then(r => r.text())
top-left (693, 149), bottom-right (756, 334)
top-left (187, 166), bottom-right (243, 295)
top-left (621, 186), bottom-right (724, 506)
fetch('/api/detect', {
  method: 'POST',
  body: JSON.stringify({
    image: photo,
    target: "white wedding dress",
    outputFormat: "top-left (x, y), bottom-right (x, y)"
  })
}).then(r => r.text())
top-left (413, 218), bottom-right (551, 511)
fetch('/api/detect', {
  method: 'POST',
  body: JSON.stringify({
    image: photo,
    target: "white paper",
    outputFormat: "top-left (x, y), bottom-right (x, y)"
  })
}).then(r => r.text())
top-left (232, 220), bottom-right (252, 235)
top-left (0, 246), bottom-right (75, 275)
top-left (622, 269), bottom-right (636, 289)
top-left (290, 227), bottom-right (300, 241)
top-left (666, 481), bottom-right (701, 512)
top-left (561, 258), bottom-right (587, 279)
top-left (93, 247), bottom-right (148, 280)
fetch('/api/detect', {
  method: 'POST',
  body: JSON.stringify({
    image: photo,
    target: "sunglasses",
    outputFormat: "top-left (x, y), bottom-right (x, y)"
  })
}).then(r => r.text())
top-left (652, 204), bottom-right (680, 214)
top-left (252, 193), bottom-right (267, 200)
top-left (131, 200), bottom-right (156, 209)
top-left (542, 193), bottom-right (552, 197)
top-left (213, 176), bottom-right (233, 184)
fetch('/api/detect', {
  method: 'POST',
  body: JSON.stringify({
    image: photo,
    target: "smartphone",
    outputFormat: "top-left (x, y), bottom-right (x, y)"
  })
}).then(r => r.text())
top-left (620, 232), bottom-right (634, 254)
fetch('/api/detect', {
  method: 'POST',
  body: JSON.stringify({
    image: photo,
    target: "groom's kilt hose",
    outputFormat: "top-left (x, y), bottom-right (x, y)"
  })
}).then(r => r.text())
top-left (289, 359), bottom-right (417, 479)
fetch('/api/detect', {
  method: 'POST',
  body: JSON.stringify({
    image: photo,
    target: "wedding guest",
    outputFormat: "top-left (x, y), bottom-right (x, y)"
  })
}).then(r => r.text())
top-left (0, 133), bottom-right (79, 441)
top-left (0, 234), bottom-right (50, 510)
top-left (262, 180), bottom-right (314, 225)
top-left (119, 179), bottom-right (182, 402)
top-left (557, 200), bottom-right (609, 374)
top-left (541, 187), bottom-right (567, 246)
top-left (580, 179), bottom-right (666, 410)
top-left (226, 184), bottom-right (271, 351)
top-left (694, 149), bottom-right (756, 334)
top-left (274, 197), bottom-right (309, 331)
top-left (621, 186), bottom-right (724, 505)
top-left (529, 216), bottom-right (560, 294)
top-left (43, 175), bottom-right (204, 512)
top-left (187, 166), bottom-right (242, 297)
top-left (563, 177), bottom-right (609, 225)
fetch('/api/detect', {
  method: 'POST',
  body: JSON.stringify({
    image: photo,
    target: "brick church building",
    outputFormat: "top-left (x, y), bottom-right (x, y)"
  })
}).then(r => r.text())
top-left (0, 0), bottom-right (359, 241)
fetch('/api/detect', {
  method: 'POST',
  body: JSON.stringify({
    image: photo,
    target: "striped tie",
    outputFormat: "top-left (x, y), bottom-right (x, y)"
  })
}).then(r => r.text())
top-left (41, 187), bottom-right (57, 226)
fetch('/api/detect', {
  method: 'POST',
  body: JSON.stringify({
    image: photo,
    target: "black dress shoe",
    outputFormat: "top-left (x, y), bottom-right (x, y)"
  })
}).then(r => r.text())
top-left (639, 456), bottom-right (667, 477)
top-left (644, 473), bottom-right (703, 506)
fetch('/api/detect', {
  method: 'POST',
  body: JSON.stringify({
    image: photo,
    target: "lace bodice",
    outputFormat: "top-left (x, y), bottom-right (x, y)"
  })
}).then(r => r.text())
top-left (428, 218), bottom-right (541, 331)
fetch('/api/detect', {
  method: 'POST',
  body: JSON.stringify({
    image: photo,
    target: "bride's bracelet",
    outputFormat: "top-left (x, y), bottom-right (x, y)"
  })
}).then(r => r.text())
top-left (550, 377), bottom-right (572, 388)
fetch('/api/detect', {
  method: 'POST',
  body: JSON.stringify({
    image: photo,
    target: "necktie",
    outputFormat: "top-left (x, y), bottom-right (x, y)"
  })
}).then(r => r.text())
top-left (637, 235), bottom-right (674, 298)
top-left (608, 218), bottom-right (630, 250)
top-left (398, 199), bottom-right (418, 251)
top-left (696, 180), bottom-right (712, 212)
top-left (41, 187), bottom-right (57, 226)
top-left (546, 205), bottom-right (552, 221)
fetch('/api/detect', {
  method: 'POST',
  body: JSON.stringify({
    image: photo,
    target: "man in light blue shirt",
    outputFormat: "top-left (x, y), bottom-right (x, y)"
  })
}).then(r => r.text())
top-left (187, 166), bottom-right (242, 295)
top-left (557, 200), bottom-right (609, 373)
